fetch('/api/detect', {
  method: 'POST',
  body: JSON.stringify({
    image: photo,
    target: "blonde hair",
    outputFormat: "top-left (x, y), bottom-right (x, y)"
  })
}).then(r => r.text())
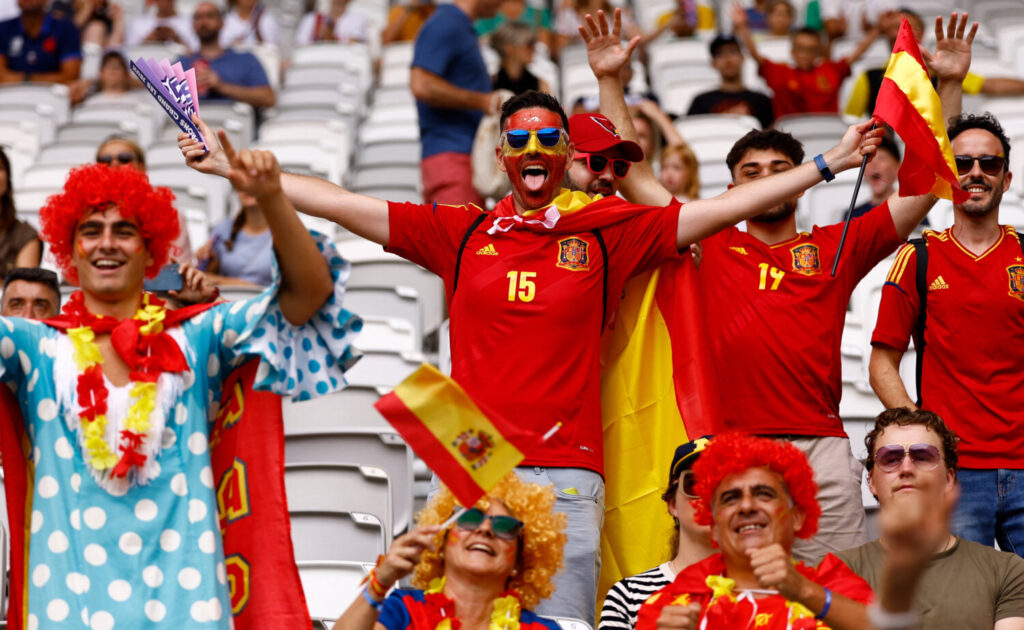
top-left (661, 142), bottom-right (700, 200)
top-left (412, 474), bottom-right (567, 610)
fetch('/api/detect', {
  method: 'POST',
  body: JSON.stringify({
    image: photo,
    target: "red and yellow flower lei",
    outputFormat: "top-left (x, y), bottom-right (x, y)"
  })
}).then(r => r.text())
top-left (405, 578), bottom-right (522, 630)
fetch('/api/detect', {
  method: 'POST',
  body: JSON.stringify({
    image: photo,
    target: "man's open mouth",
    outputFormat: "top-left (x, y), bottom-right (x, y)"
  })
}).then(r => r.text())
top-left (522, 165), bottom-right (549, 192)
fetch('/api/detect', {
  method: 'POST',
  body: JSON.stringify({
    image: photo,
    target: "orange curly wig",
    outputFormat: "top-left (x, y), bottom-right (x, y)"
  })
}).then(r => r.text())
top-left (413, 474), bottom-right (567, 610)
top-left (39, 164), bottom-right (179, 283)
top-left (691, 432), bottom-right (820, 539)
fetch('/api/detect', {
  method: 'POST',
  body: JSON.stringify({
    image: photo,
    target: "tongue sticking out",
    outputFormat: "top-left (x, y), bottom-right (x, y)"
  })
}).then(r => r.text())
top-left (525, 172), bottom-right (547, 192)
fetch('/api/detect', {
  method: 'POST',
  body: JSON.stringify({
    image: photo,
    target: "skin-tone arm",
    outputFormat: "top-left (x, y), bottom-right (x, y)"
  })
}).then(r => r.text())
top-left (14, 239), bottom-right (42, 267)
top-left (730, 5), bottom-right (763, 66)
top-left (0, 56), bottom-right (81, 84)
top-left (635, 99), bottom-right (685, 146)
top-left (868, 345), bottom-right (917, 409)
top-left (409, 67), bottom-right (498, 115)
top-left (980, 78), bottom-right (1024, 97)
top-left (583, 11), bottom-right (883, 249)
top-left (216, 130), bottom-right (332, 324)
top-left (180, 115), bottom-right (391, 246)
top-left (841, 26), bottom-right (880, 65)
top-left (332, 526), bottom-right (441, 630)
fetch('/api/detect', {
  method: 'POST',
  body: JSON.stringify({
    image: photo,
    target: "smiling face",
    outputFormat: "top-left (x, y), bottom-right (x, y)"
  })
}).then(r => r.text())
top-left (711, 467), bottom-right (804, 560)
top-left (953, 128), bottom-right (1012, 219)
top-left (445, 500), bottom-right (520, 581)
top-left (868, 424), bottom-right (954, 507)
top-left (71, 206), bottom-right (152, 302)
top-left (731, 148), bottom-right (799, 223)
top-left (496, 107), bottom-right (573, 213)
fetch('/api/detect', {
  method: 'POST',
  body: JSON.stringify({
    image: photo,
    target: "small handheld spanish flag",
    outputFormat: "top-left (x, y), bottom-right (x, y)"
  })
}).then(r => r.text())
top-left (375, 364), bottom-right (537, 508)
top-left (874, 17), bottom-right (968, 203)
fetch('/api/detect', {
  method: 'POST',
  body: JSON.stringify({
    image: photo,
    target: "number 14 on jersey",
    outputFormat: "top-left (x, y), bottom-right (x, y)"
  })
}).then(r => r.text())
top-left (758, 263), bottom-right (785, 291)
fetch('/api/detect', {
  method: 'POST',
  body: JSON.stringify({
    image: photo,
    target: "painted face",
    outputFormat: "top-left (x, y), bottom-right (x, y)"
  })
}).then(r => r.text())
top-left (445, 499), bottom-right (520, 581)
top-left (952, 128), bottom-right (1012, 219)
top-left (711, 467), bottom-right (805, 561)
top-left (1, 279), bottom-right (59, 320)
top-left (71, 206), bottom-right (153, 300)
top-left (868, 425), bottom-right (954, 506)
top-left (731, 148), bottom-right (799, 224)
top-left (497, 108), bottom-right (571, 212)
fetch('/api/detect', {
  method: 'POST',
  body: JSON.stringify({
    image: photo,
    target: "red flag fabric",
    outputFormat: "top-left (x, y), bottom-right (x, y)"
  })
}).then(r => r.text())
top-left (873, 17), bottom-right (968, 203)
top-left (0, 387), bottom-right (32, 630)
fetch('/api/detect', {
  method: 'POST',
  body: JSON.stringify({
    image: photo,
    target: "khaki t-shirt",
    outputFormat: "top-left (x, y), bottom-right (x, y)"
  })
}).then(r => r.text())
top-left (836, 537), bottom-right (1024, 629)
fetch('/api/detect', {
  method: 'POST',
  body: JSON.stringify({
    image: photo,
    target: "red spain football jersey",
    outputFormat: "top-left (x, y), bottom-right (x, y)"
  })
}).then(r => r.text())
top-left (759, 59), bottom-right (851, 117)
top-left (386, 195), bottom-right (682, 474)
top-left (872, 226), bottom-right (1024, 468)
top-left (700, 203), bottom-right (901, 436)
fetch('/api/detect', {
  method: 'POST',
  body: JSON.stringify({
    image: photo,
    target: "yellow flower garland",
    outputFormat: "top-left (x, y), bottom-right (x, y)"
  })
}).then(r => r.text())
top-left (425, 577), bottom-right (522, 630)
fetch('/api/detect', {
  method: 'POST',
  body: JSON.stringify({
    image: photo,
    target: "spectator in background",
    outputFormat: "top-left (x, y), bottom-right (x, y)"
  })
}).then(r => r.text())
top-left (655, 0), bottom-right (700, 39)
top-left (179, 2), bottom-right (276, 108)
top-left (734, 4), bottom-right (879, 116)
top-left (1, 267), bottom-right (59, 319)
top-left (599, 437), bottom-right (715, 630)
top-left (567, 112), bottom-right (644, 198)
top-left (660, 143), bottom-right (700, 202)
top-left (553, 0), bottom-right (641, 60)
top-left (80, 49), bottom-right (141, 104)
top-left (491, 21), bottom-right (549, 94)
top-left (124, 0), bottom-right (198, 52)
top-left (293, 0), bottom-right (367, 46)
top-left (765, 0), bottom-right (795, 36)
top-left (0, 0), bottom-right (81, 84)
top-left (476, 0), bottom-right (552, 50)
top-left (687, 34), bottom-right (774, 129)
top-left (381, 0), bottom-right (434, 45)
top-left (220, 0), bottom-right (279, 48)
top-left (198, 186), bottom-right (273, 287)
top-left (410, 0), bottom-right (501, 207)
top-left (0, 146), bottom-right (41, 273)
top-left (850, 133), bottom-right (901, 220)
top-left (51, 0), bottom-right (123, 48)
top-left (631, 98), bottom-right (685, 171)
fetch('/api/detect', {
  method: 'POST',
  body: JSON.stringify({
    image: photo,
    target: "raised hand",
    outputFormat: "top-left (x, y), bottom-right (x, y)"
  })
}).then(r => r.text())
top-left (922, 12), bottom-right (978, 85)
top-left (580, 9), bottom-right (640, 81)
top-left (374, 525), bottom-right (442, 588)
top-left (730, 3), bottom-right (749, 32)
top-left (221, 132), bottom-right (283, 201)
top-left (830, 119), bottom-right (884, 172)
top-left (747, 544), bottom-right (806, 601)
top-left (178, 114), bottom-right (231, 177)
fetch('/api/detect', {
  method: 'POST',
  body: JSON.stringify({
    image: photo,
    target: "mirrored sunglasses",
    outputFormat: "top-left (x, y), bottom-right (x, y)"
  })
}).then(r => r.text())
top-left (455, 507), bottom-right (524, 540)
top-left (97, 152), bottom-right (138, 165)
top-left (577, 153), bottom-right (630, 178)
top-left (503, 127), bottom-right (565, 150)
top-left (874, 443), bottom-right (941, 473)
top-left (954, 154), bottom-right (1005, 176)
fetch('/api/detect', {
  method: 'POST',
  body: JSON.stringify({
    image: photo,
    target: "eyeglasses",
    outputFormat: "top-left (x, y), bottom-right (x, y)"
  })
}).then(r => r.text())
top-left (677, 470), bottom-right (698, 499)
top-left (455, 507), bottom-right (524, 541)
top-left (576, 152), bottom-right (631, 178)
top-left (502, 127), bottom-right (566, 150)
top-left (954, 154), bottom-right (1005, 176)
top-left (874, 443), bottom-right (942, 473)
top-left (97, 152), bottom-right (138, 166)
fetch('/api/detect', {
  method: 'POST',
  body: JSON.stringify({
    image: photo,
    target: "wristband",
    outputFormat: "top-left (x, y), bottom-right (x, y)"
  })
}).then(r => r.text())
top-left (815, 587), bottom-right (832, 620)
top-left (866, 603), bottom-right (919, 629)
top-left (363, 586), bottom-right (384, 611)
top-left (368, 568), bottom-right (390, 599)
top-left (814, 154), bottom-right (835, 182)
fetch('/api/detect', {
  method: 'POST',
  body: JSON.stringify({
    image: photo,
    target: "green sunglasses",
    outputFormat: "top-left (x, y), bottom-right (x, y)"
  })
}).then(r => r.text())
top-left (455, 507), bottom-right (524, 540)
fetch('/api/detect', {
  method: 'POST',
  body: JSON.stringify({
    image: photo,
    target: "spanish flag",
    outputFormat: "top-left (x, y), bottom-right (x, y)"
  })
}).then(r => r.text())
top-left (874, 17), bottom-right (968, 203)
top-left (375, 364), bottom-right (527, 508)
top-left (598, 256), bottom-right (720, 601)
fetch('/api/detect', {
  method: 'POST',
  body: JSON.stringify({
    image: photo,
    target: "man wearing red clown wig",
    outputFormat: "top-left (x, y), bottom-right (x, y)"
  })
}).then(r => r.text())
top-left (0, 147), bottom-right (360, 629)
top-left (180, 20), bottom-right (883, 618)
top-left (636, 433), bottom-right (873, 630)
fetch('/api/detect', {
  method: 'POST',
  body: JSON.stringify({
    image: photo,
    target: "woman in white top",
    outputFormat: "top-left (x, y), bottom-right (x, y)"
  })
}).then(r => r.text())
top-left (220, 0), bottom-right (280, 48)
top-left (293, 0), bottom-right (368, 46)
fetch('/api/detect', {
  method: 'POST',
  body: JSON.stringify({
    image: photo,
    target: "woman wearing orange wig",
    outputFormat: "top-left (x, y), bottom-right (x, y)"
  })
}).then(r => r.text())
top-left (333, 473), bottom-right (567, 630)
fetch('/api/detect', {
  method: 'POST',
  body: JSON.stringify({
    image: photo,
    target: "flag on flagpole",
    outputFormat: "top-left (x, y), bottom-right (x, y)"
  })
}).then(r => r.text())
top-left (874, 17), bottom-right (968, 203)
top-left (375, 364), bottom-right (528, 508)
top-left (598, 257), bottom-right (721, 600)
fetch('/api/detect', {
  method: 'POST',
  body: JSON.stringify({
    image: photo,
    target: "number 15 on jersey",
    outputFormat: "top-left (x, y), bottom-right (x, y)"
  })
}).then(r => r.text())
top-left (507, 271), bottom-right (537, 302)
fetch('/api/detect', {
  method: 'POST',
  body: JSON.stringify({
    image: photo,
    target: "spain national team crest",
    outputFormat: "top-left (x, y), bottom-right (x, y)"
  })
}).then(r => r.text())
top-left (1007, 265), bottom-right (1024, 301)
top-left (790, 243), bottom-right (822, 275)
top-left (452, 429), bottom-right (495, 470)
top-left (557, 236), bottom-right (591, 271)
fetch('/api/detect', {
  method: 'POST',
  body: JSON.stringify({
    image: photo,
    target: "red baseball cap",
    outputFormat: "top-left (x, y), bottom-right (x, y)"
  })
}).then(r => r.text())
top-left (568, 113), bottom-right (644, 162)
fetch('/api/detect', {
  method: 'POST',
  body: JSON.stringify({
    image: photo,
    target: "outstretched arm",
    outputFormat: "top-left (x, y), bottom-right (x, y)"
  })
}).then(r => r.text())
top-left (841, 25), bottom-right (879, 65)
top-left (217, 132), bottom-right (333, 325)
top-left (179, 116), bottom-right (391, 246)
top-left (730, 4), bottom-right (763, 65)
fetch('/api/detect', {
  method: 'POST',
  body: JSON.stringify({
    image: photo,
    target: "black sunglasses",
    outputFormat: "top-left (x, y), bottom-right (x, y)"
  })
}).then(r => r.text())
top-left (578, 153), bottom-right (630, 178)
top-left (97, 151), bottom-right (138, 165)
top-left (455, 507), bottom-right (524, 540)
top-left (874, 443), bottom-right (942, 473)
top-left (954, 154), bottom-right (1005, 176)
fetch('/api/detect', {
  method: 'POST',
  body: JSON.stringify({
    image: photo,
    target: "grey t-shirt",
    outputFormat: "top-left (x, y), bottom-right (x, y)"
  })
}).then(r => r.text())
top-left (210, 217), bottom-right (273, 286)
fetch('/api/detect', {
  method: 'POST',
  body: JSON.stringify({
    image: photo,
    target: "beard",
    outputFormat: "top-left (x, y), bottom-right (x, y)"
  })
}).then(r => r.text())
top-left (958, 176), bottom-right (1005, 218)
top-left (749, 198), bottom-right (798, 224)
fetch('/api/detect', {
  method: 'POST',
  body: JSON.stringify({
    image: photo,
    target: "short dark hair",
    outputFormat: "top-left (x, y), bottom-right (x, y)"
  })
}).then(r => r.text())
top-left (878, 133), bottom-right (901, 161)
top-left (709, 34), bottom-right (741, 57)
top-left (100, 50), bottom-right (127, 70)
top-left (864, 408), bottom-right (959, 475)
top-left (499, 90), bottom-right (569, 133)
top-left (793, 26), bottom-right (822, 43)
top-left (948, 112), bottom-right (1011, 165)
top-left (726, 129), bottom-right (805, 175)
top-left (3, 267), bottom-right (61, 305)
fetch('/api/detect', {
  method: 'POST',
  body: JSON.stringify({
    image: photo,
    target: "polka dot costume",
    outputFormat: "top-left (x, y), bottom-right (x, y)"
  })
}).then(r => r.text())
top-left (0, 234), bottom-right (360, 628)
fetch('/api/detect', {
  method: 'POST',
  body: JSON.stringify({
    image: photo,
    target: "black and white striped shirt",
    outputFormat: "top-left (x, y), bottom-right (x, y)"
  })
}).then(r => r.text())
top-left (598, 563), bottom-right (677, 630)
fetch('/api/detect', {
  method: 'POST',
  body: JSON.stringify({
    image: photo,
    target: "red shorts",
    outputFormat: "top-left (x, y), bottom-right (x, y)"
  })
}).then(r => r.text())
top-left (420, 152), bottom-right (484, 207)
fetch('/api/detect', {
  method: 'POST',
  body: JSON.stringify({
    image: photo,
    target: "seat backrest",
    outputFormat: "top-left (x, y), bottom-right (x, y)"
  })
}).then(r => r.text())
top-left (282, 385), bottom-right (389, 432)
top-left (285, 462), bottom-right (393, 547)
top-left (290, 511), bottom-right (386, 563)
top-left (300, 561), bottom-right (374, 621)
top-left (345, 260), bottom-right (445, 335)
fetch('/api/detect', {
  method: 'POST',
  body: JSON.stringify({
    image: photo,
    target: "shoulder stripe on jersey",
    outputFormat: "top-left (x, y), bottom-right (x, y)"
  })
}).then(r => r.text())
top-left (883, 280), bottom-right (909, 296)
top-left (887, 244), bottom-right (916, 283)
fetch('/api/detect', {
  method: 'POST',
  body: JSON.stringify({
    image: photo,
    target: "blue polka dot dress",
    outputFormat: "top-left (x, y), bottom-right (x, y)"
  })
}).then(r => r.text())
top-left (0, 234), bottom-right (361, 629)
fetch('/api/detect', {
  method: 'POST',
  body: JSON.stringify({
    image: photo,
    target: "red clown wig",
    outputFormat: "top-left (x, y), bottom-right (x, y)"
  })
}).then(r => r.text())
top-left (40, 163), bottom-right (179, 283)
top-left (691, 432), bottom-right (821, 539)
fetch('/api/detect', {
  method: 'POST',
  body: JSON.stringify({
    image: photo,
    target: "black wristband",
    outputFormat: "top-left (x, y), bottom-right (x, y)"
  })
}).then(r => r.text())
top-left (814, 154), bottom-right (835, 182)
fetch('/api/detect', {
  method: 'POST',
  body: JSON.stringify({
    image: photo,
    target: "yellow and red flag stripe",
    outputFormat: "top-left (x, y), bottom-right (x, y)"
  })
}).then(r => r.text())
top-left (874, 17), bottom-right (968, 203)
top-left (375, 364), bottom-right (526, 508)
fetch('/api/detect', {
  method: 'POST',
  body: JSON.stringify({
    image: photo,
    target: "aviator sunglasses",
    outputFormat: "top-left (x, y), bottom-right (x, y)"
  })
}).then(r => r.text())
top-left (576, 152), bottom-right (631, 178)
top-left (455, 507), bottom-right (524, 540)
top-left (954, 154), bottom-right (1005, 176)
top-left (502, 127), bottom-right (566, 150)
top-left (97, 152), bottom-right (139, 166)
top-left (874, 443), bottom-right (942, 473)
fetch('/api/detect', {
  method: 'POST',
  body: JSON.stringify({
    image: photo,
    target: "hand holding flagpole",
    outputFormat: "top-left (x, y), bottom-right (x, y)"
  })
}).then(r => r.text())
top-left (831, 122), bottom-right (877, 277)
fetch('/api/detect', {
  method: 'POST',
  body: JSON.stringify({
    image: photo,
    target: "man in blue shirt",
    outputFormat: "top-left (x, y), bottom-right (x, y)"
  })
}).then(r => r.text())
top-left (178, 1), bottom-right (275, 108)
top-left (410, 0), bottom-right (501, 206)
top-left (0, 0), bottom-right (80, 84)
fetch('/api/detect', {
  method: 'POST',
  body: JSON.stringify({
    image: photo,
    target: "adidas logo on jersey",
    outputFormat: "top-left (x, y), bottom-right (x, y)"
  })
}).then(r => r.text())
top-left (476, 243), bottom-right (498, 256)
top-left (928, 275), bottom-right (950, 291)
top-left (729, 246), bottom-right (749, 255)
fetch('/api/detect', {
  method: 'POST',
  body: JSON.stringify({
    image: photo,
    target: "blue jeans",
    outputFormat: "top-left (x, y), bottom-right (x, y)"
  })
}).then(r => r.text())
top-left (428, 466), bottom-right (604, 625)
top-left (951, 468), bottom-right (1024, 557)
